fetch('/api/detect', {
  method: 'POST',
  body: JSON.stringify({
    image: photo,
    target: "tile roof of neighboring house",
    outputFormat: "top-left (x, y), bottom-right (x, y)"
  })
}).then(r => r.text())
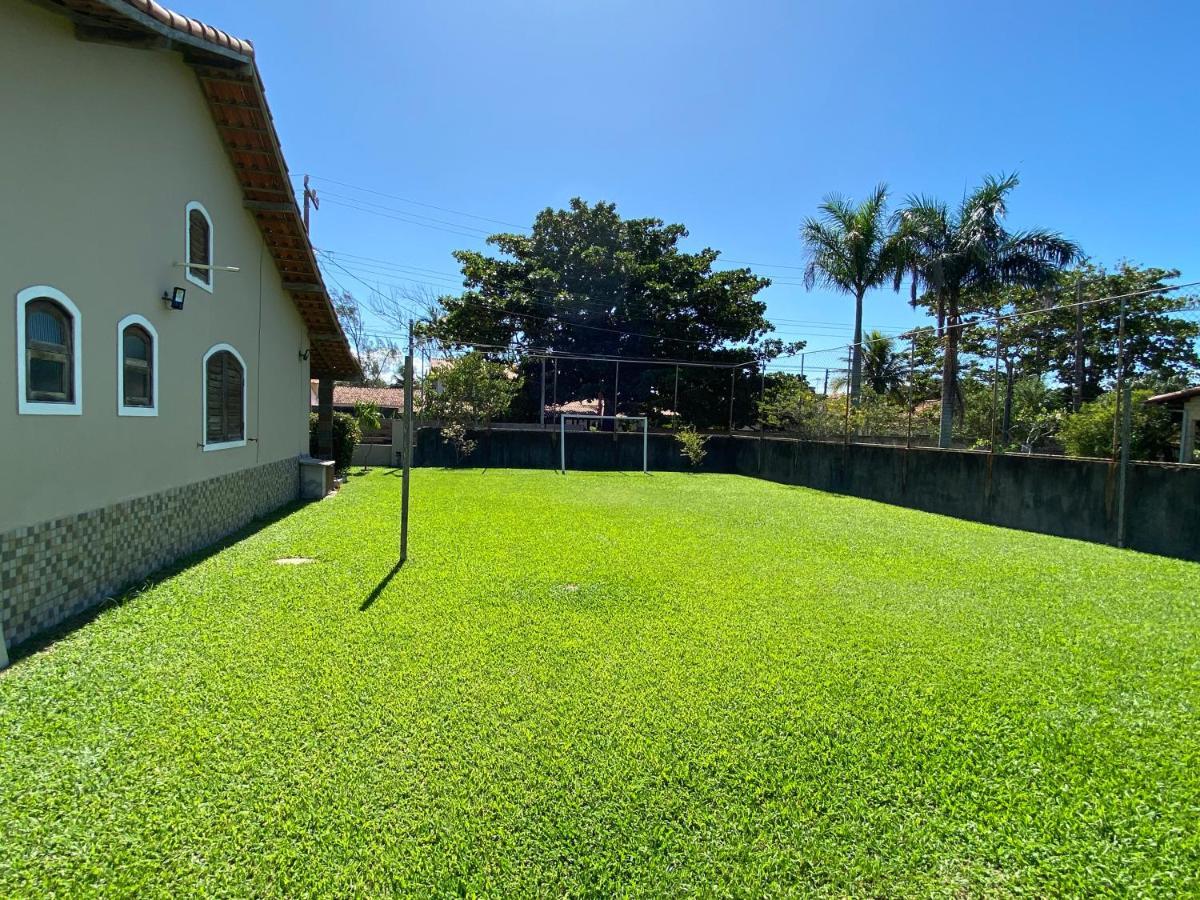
top-left (308, 381), bottom-right (409, 410)
top-left (332, 386), bottom-right (408, 410)
top-left (547, 399), bottom-right (602, 415)
top-left (38, 0), bottom-right (359, 379)
top-left (1145, 386), bottom-right (1200, 406)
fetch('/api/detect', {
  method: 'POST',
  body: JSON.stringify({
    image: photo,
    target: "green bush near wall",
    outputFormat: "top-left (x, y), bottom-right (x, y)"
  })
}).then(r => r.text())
top-left (308, 412), bottom-right (360, 473)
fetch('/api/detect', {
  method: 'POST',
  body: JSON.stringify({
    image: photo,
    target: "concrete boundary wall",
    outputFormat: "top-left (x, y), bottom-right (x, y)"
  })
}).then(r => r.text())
top-left (413, 427), bottom-right (1199, 561)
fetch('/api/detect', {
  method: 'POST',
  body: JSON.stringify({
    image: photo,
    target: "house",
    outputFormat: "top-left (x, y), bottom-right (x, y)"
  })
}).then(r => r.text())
top-left (1145, 387), bottom-right (1200, 464)
top-left (0, 0), bottom-right (359, 665)
top-left (308, 382), bottom-right (408, 443)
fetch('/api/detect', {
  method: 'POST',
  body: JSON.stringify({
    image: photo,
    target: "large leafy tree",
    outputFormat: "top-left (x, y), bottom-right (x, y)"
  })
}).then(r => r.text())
top-left (800, 185), bottom-right (905, 404)
top-left (1038, 263), bottom-right (1200, 401)
top-left (424, 199), bottom-right (781, 428)
top-left (959, 263), bottom-right (1199, 443)
top-left (899, 173), bottom-right (1079, 447)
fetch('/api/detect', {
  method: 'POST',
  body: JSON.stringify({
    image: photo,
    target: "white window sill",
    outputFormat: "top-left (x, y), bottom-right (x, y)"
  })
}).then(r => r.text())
top-left (184, 271), bottom-right (214, 293)
top-left (119, 405), bottom-right (158, 417)
top-left (203, 439), bottom-right (247, 452)
top-left (19, 400), bottom-right (82, 416)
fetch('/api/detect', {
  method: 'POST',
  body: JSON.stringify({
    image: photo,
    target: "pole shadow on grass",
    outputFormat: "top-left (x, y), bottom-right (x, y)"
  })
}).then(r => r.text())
top-left (360, 560), bottom-right (405, 611)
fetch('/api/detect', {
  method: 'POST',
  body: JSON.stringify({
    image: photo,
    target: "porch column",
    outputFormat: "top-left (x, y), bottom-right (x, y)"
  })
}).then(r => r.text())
top-left (317, 376), bottom-right (334, 460)
top-left (1181, 399), bottom-right (1198, 464)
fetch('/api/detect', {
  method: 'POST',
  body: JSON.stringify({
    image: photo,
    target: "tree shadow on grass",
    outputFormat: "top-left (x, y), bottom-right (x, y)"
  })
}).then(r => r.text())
top-left (360, 560), bottom-right (404, 611)
top-left (5, 501), bottom-right (307, 668)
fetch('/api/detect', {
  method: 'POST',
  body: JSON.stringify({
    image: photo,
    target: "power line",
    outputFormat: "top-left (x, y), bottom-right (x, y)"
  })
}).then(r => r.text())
top-left (320, 197), bottom-right (492, 241)
top-left (296, 173), bottom-right (530, 230)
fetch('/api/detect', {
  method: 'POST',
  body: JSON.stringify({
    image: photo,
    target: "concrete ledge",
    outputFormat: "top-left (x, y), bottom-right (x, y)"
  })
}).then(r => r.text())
top-left (299, 456), bottom-right (336, 500)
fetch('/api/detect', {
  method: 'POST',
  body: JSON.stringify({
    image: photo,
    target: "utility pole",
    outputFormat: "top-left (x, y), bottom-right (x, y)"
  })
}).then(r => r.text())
top-left (400, 319), bottom-right (414, 562)
top-left (1072, 278), bottom-right (1085, 412)
top-left (823, 368), bottom-right (829, 396)
top-left (302, 174), bottom-right (319, 234)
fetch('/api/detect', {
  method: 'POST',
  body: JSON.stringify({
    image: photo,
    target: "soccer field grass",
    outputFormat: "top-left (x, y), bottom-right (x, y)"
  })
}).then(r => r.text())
top-left (1, 469), bottom-right (1197, 896)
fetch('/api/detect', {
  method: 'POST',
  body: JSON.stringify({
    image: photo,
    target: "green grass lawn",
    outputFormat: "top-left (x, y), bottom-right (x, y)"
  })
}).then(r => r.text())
top-left (1, 470), bottom-right (1198, 897)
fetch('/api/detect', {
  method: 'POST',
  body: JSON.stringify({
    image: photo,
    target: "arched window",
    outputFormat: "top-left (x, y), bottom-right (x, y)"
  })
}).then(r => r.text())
top-left (203, 344), bottom-right (246, 450)
top-left (17, 286), bottom-right (82, 415)
top-left (116, 314), bottom-right (158, 416)
top-left (185, 201), bottom-right (214, 292)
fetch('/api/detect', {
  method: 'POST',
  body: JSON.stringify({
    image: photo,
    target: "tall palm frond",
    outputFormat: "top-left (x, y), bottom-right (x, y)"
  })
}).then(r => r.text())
top-left (800, 184), bottom-right (905, 403)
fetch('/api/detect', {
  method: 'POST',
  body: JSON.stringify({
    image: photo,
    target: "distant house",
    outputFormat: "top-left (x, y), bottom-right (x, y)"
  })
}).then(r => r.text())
top-left (309, 382), bottom-right (408, 442)
top-left (1145, 387), bottom-right (1200, 463)
top-left (1, 0), bottom-right (358, 663)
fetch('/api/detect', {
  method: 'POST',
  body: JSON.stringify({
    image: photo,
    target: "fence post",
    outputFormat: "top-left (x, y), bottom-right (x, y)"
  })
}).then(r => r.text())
top-left (1111, 293), bottom-right (1127, 459)
top-left (906, 334), bottom-right (915, 450)
top-left (758, 359), bottom-right (766, 473)
top-left (613, 360), bottom-right (620, 439)
top-left (673, 365), bottom-right (680, 425)
top-left (990, 318), bottom-right (1001, 453)
top-left (728, 368), bottom-right (735, 434)
top-left (539, 356), bottom-right (546, 427)
top-left (1072, 278), bottom-right (1085, 412)
top-left (843, 347), bottom-right (851, 445)
top-left (1117, 378), bottom-right (1134, 548)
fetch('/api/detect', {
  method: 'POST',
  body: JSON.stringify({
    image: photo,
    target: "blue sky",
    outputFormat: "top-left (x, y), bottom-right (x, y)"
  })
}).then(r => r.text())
top-left (188, 0), bottom-right (1199, 370)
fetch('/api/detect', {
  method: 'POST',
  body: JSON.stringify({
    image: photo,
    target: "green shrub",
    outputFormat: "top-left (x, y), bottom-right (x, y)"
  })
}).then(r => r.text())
top-left (1059, 389), bottom-right (1175, 461)
top-left (675, 425), bottom-right (710, 468)
top-left (309, 411), bottom-right (361, 472)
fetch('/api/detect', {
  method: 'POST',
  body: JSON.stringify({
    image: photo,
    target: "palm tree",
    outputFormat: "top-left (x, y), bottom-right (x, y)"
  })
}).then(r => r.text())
top-left (801, 185), bottom-right (906, 404)
top-left (861, 330), bottom-right (905, 396)
top-left (898, 174), bottom-right (1079, 448)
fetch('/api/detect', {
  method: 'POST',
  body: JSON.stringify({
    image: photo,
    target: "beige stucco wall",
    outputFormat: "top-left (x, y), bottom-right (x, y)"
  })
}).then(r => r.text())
top-left (0, 2), bottom-right (312, 533)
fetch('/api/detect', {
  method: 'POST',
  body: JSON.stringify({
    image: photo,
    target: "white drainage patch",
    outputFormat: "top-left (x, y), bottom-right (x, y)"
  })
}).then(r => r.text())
top-left (274, 557), bottom-right (316, 565)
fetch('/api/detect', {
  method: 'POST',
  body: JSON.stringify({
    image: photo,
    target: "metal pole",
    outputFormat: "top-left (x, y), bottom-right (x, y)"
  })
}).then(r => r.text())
top-left (728, 369), bottom-right (735, 434)
top-left (560, 414), bottom-right (566, 473)
top-left (800, 353), bottom-right (805, 380)
top-left (990, 318), bottom-right (1001, 453)
top-left (539, 357), bottom-right (546, 427)
top-left (1116, 378), bottom-right (1133, 548)
top-left (1111, 294), bottom-right (1127, 459)
top-left (758, 359), bottom-right (766, 473)
top-left (844, 350), bottom-right (852, 445)
top-left (400, 320), bottom-right (414, 562)
top-left (1072, 278), bottom-right (1085, 412)
top-left (823, 368), bottom-right (829, 397)
top-left (906, 335), bottom-right (915, 450)
top-left (613, 360), bottom-right (620, 436)
top-left (642, 417), bottom-right (648, 474)
top-left (673, 365), bottom-right (680, 425)
top-left (553, 359), bottom-right (558, 408)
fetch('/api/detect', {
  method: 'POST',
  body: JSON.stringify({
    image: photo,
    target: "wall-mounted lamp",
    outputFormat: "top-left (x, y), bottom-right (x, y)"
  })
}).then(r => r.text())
top-left (162, 286), bottom-right (187, 310)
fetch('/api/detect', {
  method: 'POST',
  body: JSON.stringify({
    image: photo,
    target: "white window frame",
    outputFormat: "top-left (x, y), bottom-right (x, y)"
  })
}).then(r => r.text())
top-left (116, 314), bottom-right (159, 417)
top-left (185, 201), bottom-right (215, 293)
top-left (16, 285), bottom-right (83, 416)
top-left (202, 342), bottom-right (247, 451)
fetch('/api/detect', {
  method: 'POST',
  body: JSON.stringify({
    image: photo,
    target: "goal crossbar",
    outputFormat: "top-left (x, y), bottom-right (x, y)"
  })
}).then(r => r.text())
top-left (559, 414), bottom-right (648, 473)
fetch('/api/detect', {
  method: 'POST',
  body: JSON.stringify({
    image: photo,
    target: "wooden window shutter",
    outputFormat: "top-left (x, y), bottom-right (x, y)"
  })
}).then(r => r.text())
top-left (206, 350), bottom-right (245, 444)
top-left (189, 209), bottom-right (211, 285)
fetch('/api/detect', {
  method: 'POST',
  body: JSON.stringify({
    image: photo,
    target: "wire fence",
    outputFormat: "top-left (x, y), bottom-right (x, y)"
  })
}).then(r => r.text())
top-left (406, 282), bottom-right (1200, 466)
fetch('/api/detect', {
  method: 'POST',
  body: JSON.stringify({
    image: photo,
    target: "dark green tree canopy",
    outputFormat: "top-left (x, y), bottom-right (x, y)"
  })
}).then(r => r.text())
top-left (424, 199), bottom-right (789, 426)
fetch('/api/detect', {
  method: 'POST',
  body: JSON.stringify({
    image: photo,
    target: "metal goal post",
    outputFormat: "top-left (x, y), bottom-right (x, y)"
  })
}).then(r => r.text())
top-left (559, 414), bottom-right (649, 474)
